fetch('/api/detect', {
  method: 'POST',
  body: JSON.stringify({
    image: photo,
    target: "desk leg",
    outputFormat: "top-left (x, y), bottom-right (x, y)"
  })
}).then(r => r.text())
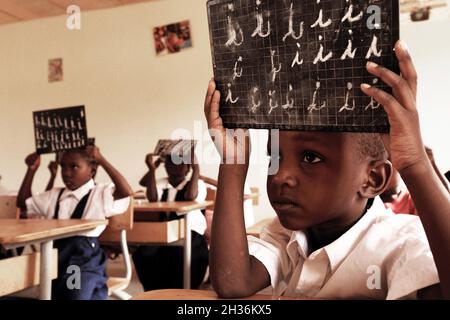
top-left (39, 241), bottom-right (53, 300)
top-left (183, 212), bottom-right (192, 289)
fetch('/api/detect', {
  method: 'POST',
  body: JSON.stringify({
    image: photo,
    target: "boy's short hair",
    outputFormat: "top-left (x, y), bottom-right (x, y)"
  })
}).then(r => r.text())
top-left (63, 149), bottom-right (98, 167)
top-left (354, 133), bottom-right (387, 162)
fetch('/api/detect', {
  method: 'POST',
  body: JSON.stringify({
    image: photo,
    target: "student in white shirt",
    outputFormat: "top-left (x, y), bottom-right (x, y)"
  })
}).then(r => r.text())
top-left (16, 146), bottom-right (132, 300)
top-left (204, 41), bottom-right (450, 299)
top-left (133, 152), bottom-right (209, 290)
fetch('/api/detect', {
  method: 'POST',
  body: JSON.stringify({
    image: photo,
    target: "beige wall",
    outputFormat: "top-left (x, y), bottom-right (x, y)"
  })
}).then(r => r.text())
top-left (0, 0), bottom-right (274, 221)
top-left (0, 1), bottom-right (449, 222)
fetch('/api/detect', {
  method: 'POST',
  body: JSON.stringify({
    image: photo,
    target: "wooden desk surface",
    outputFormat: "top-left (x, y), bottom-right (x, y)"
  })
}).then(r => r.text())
top-left (0, 219), bottom-right (107, 246)
top-left (246, 218), bottom-right (274, 238)
top-left (132, 289), bottom-right (310, 300)
top-left (243, 192), bottom-right (259, 201)
top-left (133, 191), bottom-right (146, 200)
top-left (133, 201), bottom-right (214, 213)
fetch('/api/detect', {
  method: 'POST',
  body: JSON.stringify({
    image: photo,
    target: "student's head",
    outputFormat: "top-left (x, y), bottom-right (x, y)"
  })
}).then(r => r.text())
top-left (164, 156), bottom-right (190, 182)
top-left (266, 131), bottom-right (392, 231)
top-left (60, 149), bottom-right (97, 190)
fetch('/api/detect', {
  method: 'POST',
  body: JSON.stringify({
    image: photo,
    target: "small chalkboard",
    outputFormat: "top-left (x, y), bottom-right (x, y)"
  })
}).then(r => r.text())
top-left (33, 105), bottom-right (88, 154)
top-left (207, 0), bottom-right (399, 132)
top-left (154, 139), bottom-right (197, 158)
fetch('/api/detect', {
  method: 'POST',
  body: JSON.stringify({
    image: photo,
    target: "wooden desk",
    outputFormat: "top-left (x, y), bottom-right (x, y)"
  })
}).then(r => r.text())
top-left (134, 201), bottom-right (214, 213)
top-left (133, 201), bottom-right (213, 290)
top-left (246, 218), bottom-right (274, 238)
top-left (0, 219), bottom-right (107, 300)
top-left (132, 289), bottom-right (310, 300)
top-left (132, 191), bottom-right (146, 200)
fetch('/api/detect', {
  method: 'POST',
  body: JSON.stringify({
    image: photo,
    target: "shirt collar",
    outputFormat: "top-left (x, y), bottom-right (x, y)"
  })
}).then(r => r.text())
top-left (61, 179), bottom-right (95, 201)
top-left (285, 197), bottom-right (389, 272)
top-left (323, 197), bottom-right (390, 273)
top-left (162, 177), bottom-right (189, 191)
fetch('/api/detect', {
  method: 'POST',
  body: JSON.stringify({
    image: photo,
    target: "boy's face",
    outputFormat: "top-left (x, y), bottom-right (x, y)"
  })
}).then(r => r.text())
top-left (267, 131), bottom-right (369, 231)
top-left (164, 158), bottom-right (189, 180)
top-left (60, 152), bottom-right (94, 191)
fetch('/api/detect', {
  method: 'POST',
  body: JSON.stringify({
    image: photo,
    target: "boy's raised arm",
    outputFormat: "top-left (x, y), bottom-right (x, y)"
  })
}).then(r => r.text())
top-left (205, 80), bottom-right (270, 298)
top-left (45, 160), bottom-right (58, 191)
top-left (362, 40), bottom-right (450, 299)
top-left (425, 146), bottom-right (450, 193)
top-left (17, 153), bottom-right (41, 211)
top-left (184, 151), bottom-right (200, 201)
top-left (144, 154), bottom-right (159, 202)
top-left (87, 146), bottom-right (133, 200)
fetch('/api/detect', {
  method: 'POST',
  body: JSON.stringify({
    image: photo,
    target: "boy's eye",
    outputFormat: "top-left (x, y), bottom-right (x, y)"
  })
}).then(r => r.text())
top-left (302, 152), bottom-right (323, 164)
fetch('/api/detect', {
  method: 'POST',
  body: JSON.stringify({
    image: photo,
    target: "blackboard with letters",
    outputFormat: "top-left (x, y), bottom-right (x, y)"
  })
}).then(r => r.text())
top-left (207, 0), bottom-right (399, 132)
top-left (33, 105), bottom-right (88, 154)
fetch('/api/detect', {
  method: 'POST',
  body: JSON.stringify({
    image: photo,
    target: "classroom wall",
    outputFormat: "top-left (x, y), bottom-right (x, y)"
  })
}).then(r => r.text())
top-left (0, 1), bottom-right (449, 222)
top-left (0, 0), bottom-right (274, 221)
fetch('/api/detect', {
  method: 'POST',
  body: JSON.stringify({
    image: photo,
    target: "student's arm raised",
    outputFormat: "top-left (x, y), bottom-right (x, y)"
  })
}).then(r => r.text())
top-left (205, 80), bottom-right (270, 298)
top-left (425, 146), bottom-right (450, 193)
top-left (184, 150), bottom-right (200, 201)
top-left (45, 160), bottom-right (58, 191)
top-left (144, 153), bottom-right (159, 202)
top-left (362, 40), bottom-right (450, 299)
top-left (87, 146), bottom-right (133, 200)
top-left (16, 153), bottom-right (41, 211)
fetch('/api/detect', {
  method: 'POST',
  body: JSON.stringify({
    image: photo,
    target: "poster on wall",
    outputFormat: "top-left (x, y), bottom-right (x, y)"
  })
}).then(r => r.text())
top-left (48, 58), bottom-right (63, 82)
top-left (153, 20), bottom-right (193, 56)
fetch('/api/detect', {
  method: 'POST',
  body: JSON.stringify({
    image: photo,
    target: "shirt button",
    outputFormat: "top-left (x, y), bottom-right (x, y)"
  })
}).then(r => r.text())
top-left (91, 242), bottom-right (95, 248)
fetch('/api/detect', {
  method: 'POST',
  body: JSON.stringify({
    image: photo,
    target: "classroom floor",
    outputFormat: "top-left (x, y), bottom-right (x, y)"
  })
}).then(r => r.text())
top-left (106, 254), bottom-right (144, 299)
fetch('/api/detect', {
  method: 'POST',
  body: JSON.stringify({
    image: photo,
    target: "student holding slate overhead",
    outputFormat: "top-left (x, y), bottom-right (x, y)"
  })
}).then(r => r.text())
top-left (133, 146), bottom-right (209, 291)
top-left (16, 145), bottom-right (133, 300)
top-left (205, 41), bottom-right (450, 299)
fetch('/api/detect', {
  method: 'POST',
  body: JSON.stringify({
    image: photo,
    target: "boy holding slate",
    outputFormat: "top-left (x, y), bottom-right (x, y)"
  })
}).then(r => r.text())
top-left (205, 41), bottom-right (450, 299)
top-left (133, 142), bottom-right (209, 291)
top-left (16, 145), bottom-right (133, 300)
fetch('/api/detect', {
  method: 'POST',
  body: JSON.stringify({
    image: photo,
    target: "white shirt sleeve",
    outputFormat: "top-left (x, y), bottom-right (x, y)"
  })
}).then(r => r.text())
top-left (195, 179), bottom-right (207, 202)
top-left (386, 225), bottom-right (440, 300)
top-left (25, 189), bottom-right (61, 219)
top-left (100, 183), bottom-right (131, 217)
top-left (247, 218), bottom-right (292, 293)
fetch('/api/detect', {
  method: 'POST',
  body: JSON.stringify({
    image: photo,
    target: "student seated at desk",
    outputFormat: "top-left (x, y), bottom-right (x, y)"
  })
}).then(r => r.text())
top-left (132, 152), bottom-right (209, 291)
top-left (16, 146), bottom-right (133, 300)
top-left (205, 41), bottom-right (450, 299)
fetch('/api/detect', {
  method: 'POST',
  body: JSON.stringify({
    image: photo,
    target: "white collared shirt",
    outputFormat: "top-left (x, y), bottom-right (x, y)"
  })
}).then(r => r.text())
top-left (156, 177), bottom-right (207, 236)
top-left (25, 179), bottom-right (131, 237)
top-left (248, 197), bottom-right (439, 300)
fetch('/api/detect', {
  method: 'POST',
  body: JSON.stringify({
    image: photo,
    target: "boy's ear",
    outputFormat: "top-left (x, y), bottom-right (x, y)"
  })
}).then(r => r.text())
top-left (359, 160), bottom-right (393, 199)
top-left (91, 163), bottom-right (98, 178)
